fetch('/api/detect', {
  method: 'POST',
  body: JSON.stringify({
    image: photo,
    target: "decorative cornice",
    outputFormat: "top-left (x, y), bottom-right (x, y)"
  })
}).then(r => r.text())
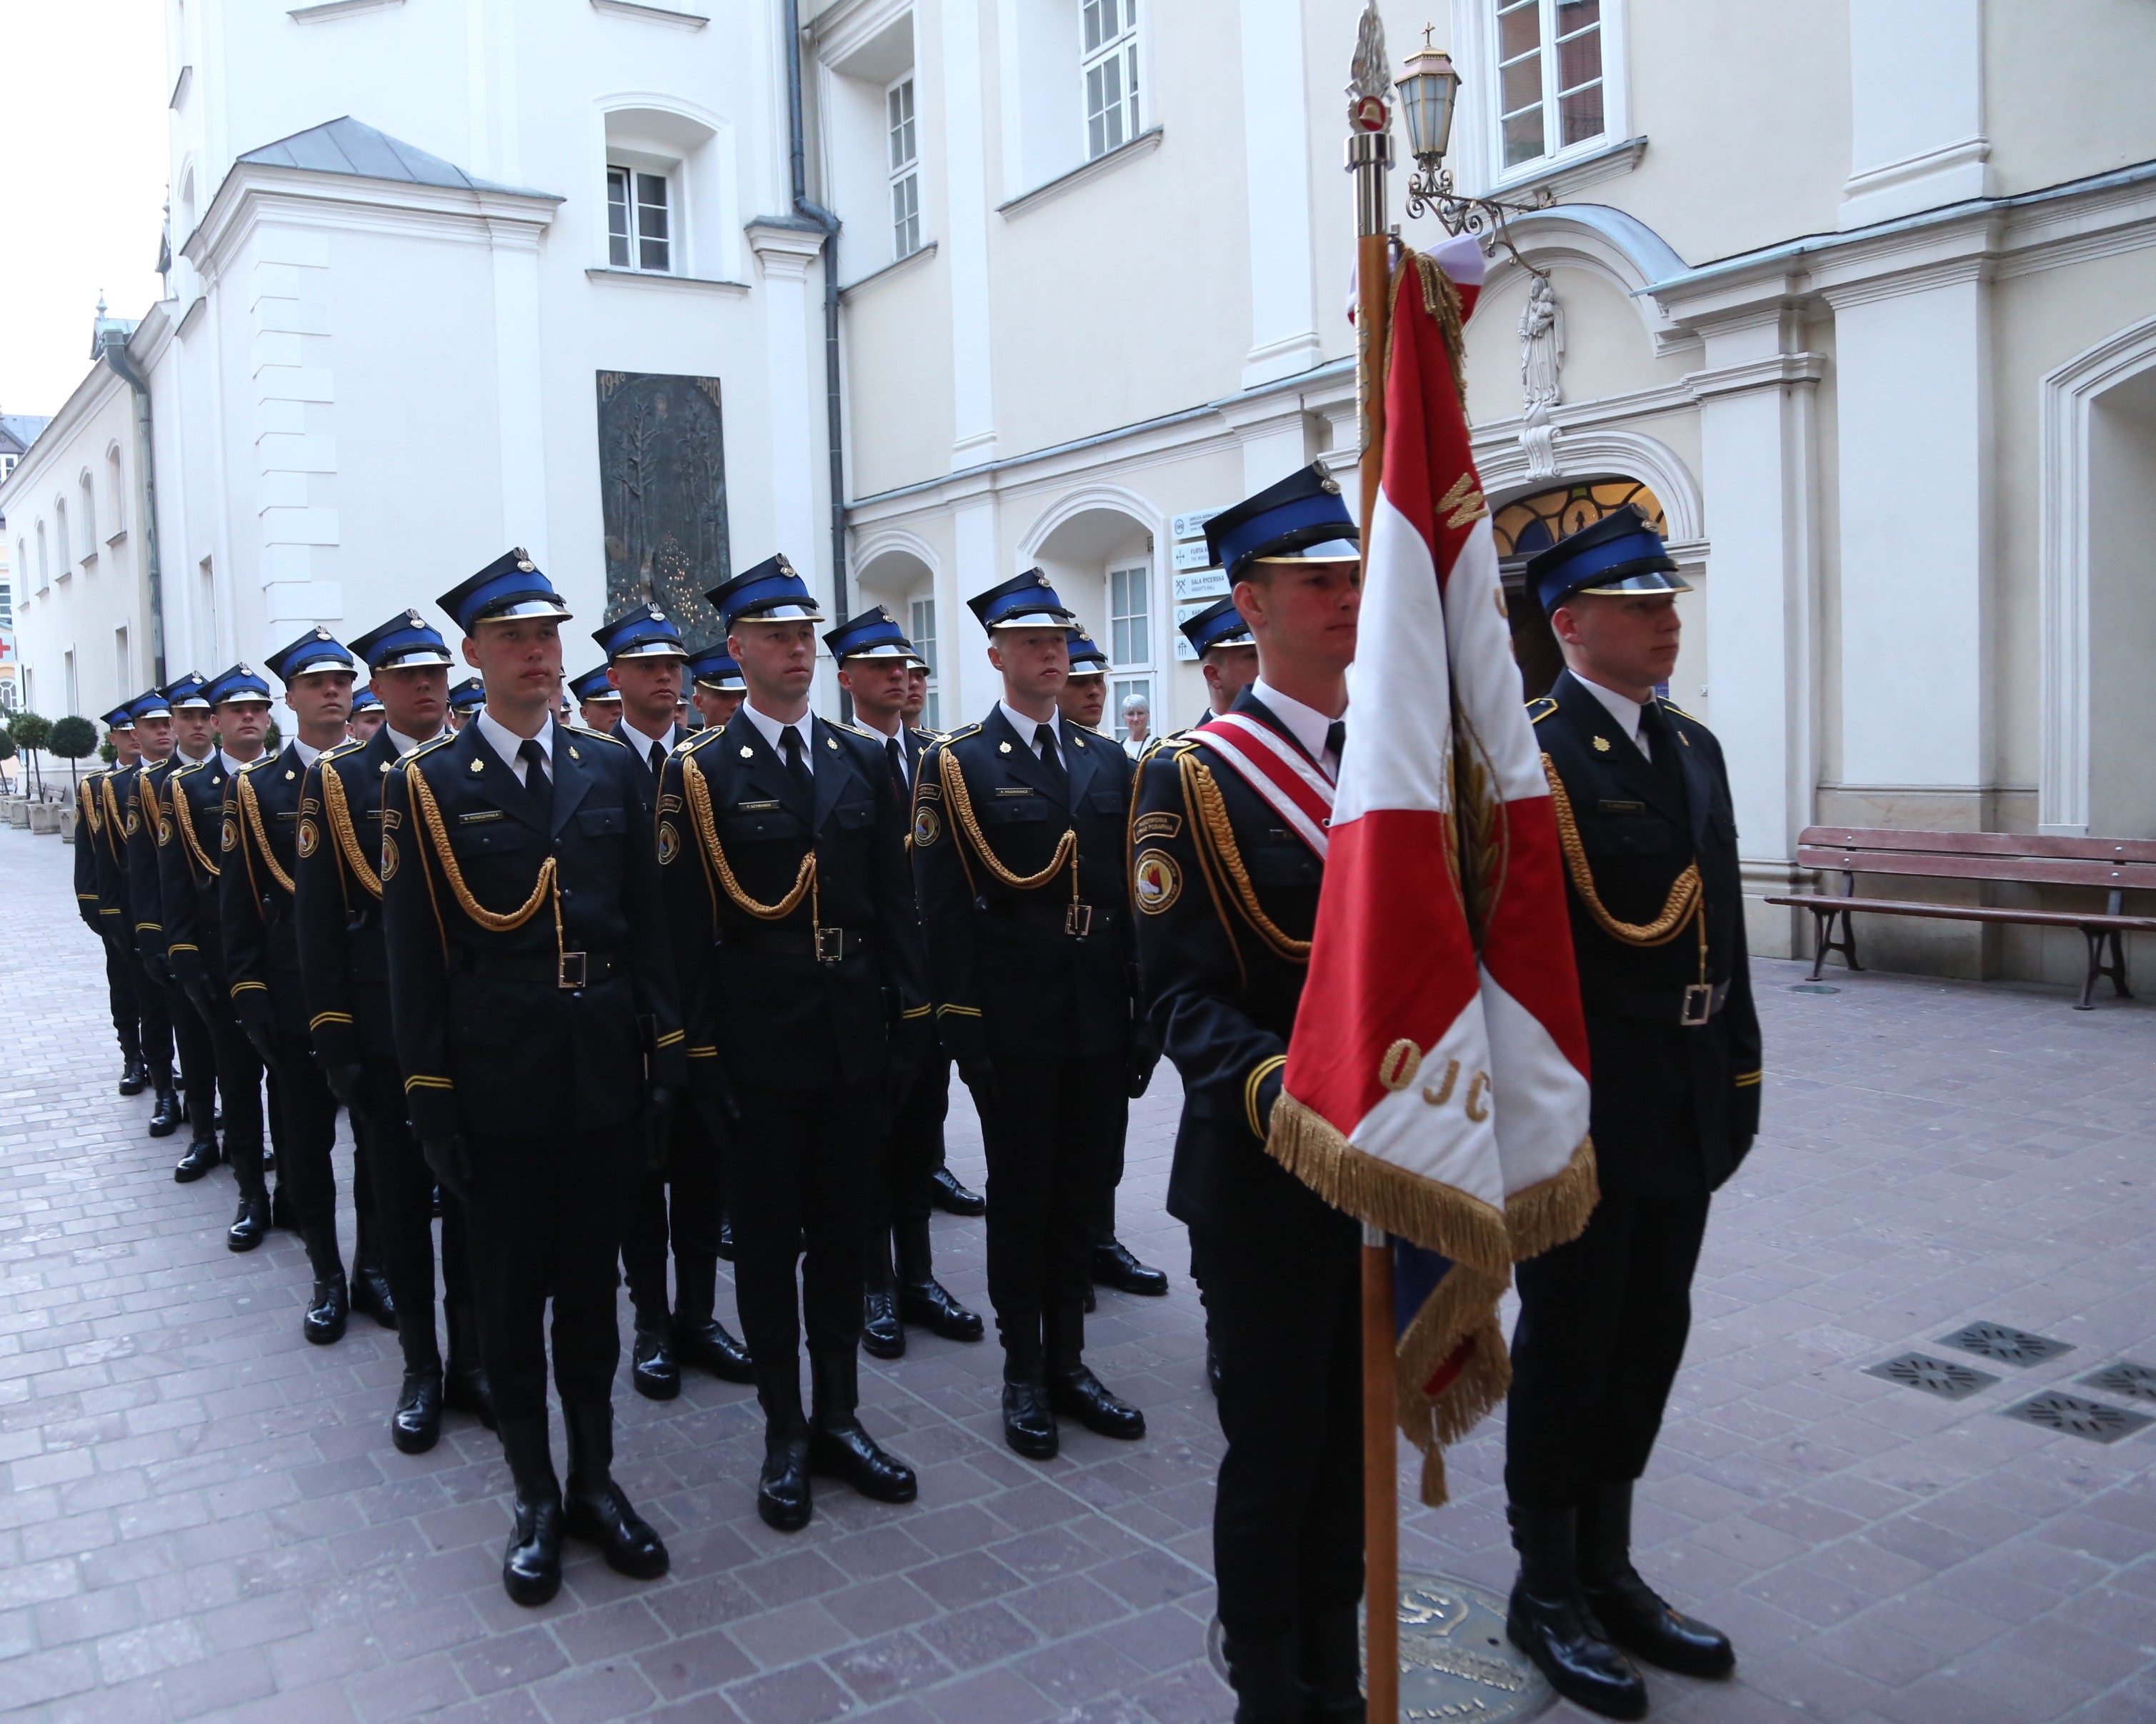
top-left (589, 0), bottom-right (709, 29)
top-left (1682, 352), bottom-right (1827, 401)
top-left (1490, 136), bottom-right (1648, 208)
top-left (997, 128), bottom-right (1163, 221)
top-left (744, 221), bottom-right (827, 279)
top-left (584, 266), bottom-right (748, 296)
top-left (839, 241), bottom-right (937, 302)
top-left (289, 0), bottom-right (404, 20)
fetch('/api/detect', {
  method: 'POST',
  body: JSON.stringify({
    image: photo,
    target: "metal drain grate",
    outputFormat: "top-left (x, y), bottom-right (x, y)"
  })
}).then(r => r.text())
top-left (2080, 1361), bottom-right (2156, 1405)
top-left (1940, 1321), bottom-right (2075, 1367)
top-left (1790, 983), bottom-right (1840, 995)
top-left (2003, 1390), bottom-right (2154, 1443)
top-left (1866, 1352), bottom-right (1997, 1400)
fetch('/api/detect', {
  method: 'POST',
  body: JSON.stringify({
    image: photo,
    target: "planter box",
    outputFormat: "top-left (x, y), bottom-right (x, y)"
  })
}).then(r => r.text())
top-left (29, 803), bottom-right (61, 834)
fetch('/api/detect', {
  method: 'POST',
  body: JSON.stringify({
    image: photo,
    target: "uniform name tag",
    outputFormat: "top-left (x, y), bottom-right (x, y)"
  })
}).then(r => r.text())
top-left (1597, 799), bottom-right (1646, 814)
top-left (732, 799), bottom-right (782, 814)
top-left (993, 786), bottom-right (1034, 797)
top-left (458, 809), bottom-right (504, 824)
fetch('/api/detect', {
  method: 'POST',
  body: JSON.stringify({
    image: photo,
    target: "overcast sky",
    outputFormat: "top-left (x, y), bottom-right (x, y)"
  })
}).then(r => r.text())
top-left (0, 0), bottom-right (170, 417)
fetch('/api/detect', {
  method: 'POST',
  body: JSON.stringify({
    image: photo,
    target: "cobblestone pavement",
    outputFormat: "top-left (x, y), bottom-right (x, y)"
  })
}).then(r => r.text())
top-left (1, 818), bottom-right (2152, 1724)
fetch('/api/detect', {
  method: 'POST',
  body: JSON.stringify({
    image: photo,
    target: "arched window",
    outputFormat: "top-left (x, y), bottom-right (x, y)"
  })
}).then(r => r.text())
top-left (1492, 478), bottom-right (1668, 698)
top-left (52, 499), bottom-right (69, 574)
top-left (106, 447), bottom-right (126, 538)
top-left (79, 472), bottom-right (97, 561)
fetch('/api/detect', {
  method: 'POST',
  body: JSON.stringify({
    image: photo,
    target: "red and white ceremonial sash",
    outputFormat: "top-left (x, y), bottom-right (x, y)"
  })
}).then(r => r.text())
top-left (1192, 712), bottom-right (1334, 859)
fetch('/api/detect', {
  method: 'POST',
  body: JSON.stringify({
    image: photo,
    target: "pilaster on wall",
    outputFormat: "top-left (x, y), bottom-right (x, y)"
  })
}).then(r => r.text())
top-left (748, 222), bottom-right (828, 604)
top-left (1840, 0), bottom-right (1990, 229)
top-left (943, 0), bottom-right (996, 469)
top-left (948, 495), bottom-right (998, 718)
top-left (1237, 0), bottom-right (1319, 389)
top-left (251, 227), bottom-right (341, 648)
top-left (489, 220), bottom-right (548, 567)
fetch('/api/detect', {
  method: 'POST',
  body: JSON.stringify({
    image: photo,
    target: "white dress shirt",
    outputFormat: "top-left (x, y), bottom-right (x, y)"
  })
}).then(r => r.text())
top-left (1572, 674), bottom-right (1653, 762)
top-left (218, 750), bottom-right (259, 777)
top-left (742, 702), bottom-right (815, 775)
top-left (1251, 679), bottom-right (1346, 781)
top-left (384, 725), bottom-right (444, 758)
top-left (620, 719), bottom-right (678, 773)
top-left (999, 701), bottom-right (1064, 758)
top-left (474, 709), bottom-right (557, 785)
top-left (852, 712), bottom-right (909, 784)
top-left (291, 738), bottom-right (323, 770)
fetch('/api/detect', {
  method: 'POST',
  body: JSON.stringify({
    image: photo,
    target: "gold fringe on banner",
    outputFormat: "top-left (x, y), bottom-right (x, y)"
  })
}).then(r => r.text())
top-left (1504, 1136), bottom-right (1600, 1260)
top-left (1394, 1262), bottom-right (1512, 1508)
top-left (1265, 1090), bottom-right (1512, 1280)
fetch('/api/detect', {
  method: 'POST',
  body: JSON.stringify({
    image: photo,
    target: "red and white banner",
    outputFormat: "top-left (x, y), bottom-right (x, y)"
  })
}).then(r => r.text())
top-left (1267, 234), bottom-right (1595, 1503)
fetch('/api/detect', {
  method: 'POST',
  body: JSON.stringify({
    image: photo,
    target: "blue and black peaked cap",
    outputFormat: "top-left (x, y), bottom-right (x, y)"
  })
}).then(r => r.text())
top-left (1204, 462), bottom-right (1359, 582)
top-left (349, 609), bottom-right (454, 671)
top-left (708, 555), bottom-right (824, 631)
top-left (1524, 505), bottom-right (1690, 616)
top-left (437, 549), bottom-right (573, 634)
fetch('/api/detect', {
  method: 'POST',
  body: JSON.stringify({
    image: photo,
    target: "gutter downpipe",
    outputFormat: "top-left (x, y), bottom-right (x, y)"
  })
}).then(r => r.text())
top-left (104, 340), bottom-right (167, 687)
top-left (783, 0), bottom-right (849, 713)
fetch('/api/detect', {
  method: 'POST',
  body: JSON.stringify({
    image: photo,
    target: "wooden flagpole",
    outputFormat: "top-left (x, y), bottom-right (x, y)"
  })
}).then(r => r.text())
top-left (1347, 6), bottom-right (1397, 1718)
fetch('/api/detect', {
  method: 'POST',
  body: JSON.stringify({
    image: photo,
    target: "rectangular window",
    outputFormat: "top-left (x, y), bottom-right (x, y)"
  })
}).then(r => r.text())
top-left (0, 577), bottom-right (12, 629)
top-left (1111, 677), bottom-right (1150, 744)
top-left (909, 596), bottom-right (939, 731)
top-left (607, 165), bottom-right (673, 273)
top-left (1109, 564), bottom-right (1149, 668)
top-left (1495, 0), bottom-right (1604, 169)
top-left (114, 626), bottom-right (129, 696)
top-left (64, 649), bottom-right (77, 717)
top-left (887, 77), bottom-right (922, 261)
top-left (1082, 0), bottom-right (1141, 161)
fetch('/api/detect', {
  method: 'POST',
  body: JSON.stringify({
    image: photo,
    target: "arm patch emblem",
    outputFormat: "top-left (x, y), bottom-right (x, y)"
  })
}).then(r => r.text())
top-left (220, 815), bottom-right (239, 852)
top-left (296, 819), bottom-right (319, 859)
top-left (1132, 810), bottom-right (1183, 843)
top-left (658, 821), bottom-right (679, 866)
top-left (913, 804), bottom-right (942, 847)
top-left (1133, 848), bottom-right (1182, 915)
top-left (379, 834), bottom-right (399, 882)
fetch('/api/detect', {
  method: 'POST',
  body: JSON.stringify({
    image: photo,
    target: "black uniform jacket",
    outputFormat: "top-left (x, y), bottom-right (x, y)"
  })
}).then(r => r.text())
top-left (220, 744), bottom-right (319, 1044)
top-left (88, 769), bottom-right (134, 933)
top-left (126, 759), bottom-right (181, 970)
top-left (295, 729), bottom-right (414, 1069)
top-left (1129, 689), bottom-right (1339, 1241)
top-left (611, 719), bottom-right (676, 799)
top-left (1534, 669), bottom-right (1761, 1195)
top-left (73, 768), bottom-right (112, 931)
top-left (911, 707), bottom-right (1138, 1070)
top-left (656, 708), bottom-right (927, 1095)
top-left (161, 754), bottom-right (241, 1005)
top-left (381, 720), bottom-right (684, 1142)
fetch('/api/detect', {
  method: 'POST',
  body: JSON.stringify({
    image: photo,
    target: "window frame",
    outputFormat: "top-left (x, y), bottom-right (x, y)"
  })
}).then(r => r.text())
top-left (1107, 561), bottom-right (1152, 743)
top-left (606, 159), bottom-right (679, 275)
top-left (1460, 0), bottom-right (1628, 194)
top-left (886, 74), bottom-right (923, 263)
top-left (1079, 0), bottom-right (1142, 163)
top-left (908, 594), bottom-right (939, 732)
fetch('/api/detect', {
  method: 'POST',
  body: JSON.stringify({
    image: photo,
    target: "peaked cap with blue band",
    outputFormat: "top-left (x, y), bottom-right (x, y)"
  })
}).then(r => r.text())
top-left (1204, 461), bottom-right (1359, 581)
top-left (967, 568), bottom-right (1076, 632)
top-left (161, 672), bottom-right (214, 711)
top-left (569, 665), bottom-right (623, 704)
top-left (128, 689), bottom-right (174, 722)
top-left (593, 602), bottom-right (688, 662)
top-left (708, 554), bottom-right (823, 630)
top-left (1524, 504), bottom-right (1690, 614)
top-left (437, 548), bottom-right (572, 634)
top-left (349, 609), bottom-right (454, 671)
top-left (1178, 595), bottom-right (1254, 656)
top-left (204, 664), bottom-right (273, 706)
top-left (1067, 628), bottom-right (1109, 674)
top-left (101, 704), bottom-right (136, 732)
top-left (350, 685), bottom-right (384, 714)
top-left (823, 606), bottom-right (914, 662)
top-left (265, 626), bottom-right (357, 684)
top-left (687, 647), bottom-right (747, 692)
top-left (447, 677), bottom-right (486, 713)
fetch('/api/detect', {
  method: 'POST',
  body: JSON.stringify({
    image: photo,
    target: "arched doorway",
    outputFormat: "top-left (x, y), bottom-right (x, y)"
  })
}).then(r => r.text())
top-left (1490, 478), bottom-right (1668, 698)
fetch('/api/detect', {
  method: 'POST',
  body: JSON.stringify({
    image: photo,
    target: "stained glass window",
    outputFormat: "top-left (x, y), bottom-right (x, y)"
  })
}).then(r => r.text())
top-left (1491, 480), bottom-right (1666, 560)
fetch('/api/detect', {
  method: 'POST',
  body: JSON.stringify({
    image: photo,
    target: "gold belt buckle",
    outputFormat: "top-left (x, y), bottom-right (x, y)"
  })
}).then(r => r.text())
top-left (558, 951), bottom-right (588, 989)
top-left (1064, 902), bottom-right (1094, 937)
top-left (814, 927), bottom-right (846, 964)
top-left (1680, 982), bottom-right (1713, 1027)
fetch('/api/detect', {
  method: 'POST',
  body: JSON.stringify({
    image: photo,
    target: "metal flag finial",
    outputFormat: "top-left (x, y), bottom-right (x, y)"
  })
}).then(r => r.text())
top-left (1349, 1), bottom-right (1392, 105)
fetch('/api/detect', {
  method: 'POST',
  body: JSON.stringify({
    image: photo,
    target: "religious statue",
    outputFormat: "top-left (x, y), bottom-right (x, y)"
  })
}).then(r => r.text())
top-left (1518, 274), bottom-right (1564, 481)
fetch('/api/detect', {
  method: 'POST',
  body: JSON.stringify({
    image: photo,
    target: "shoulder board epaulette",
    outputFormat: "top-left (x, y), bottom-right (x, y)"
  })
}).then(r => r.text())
top-left (396, 734), bottom-right (459, 771)
top-left (912, 727), bottom-right (944, 744)
top-left (237, 755), bottom-right (276, 774)
top-left (1657, 698), bottom-right (1699, 723)
top-left (1146, 736), bottom-right (1201, 763)
top-left (936, 722), bottom-right (984, 745)
top-left (1527, 696), bottom-right (1558, 723)
top-left (173, 757), bottom-right (211, 777)
top-left (679, 724), bottom-right (731, 756)
top-left (321, 737), bottom-right (367, 762)
top-left (570, 724), bottom-right (627, 747)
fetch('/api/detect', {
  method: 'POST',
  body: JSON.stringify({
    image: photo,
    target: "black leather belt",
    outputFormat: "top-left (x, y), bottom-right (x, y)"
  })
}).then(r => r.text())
top-left (987, 899), bottom-right (1117, 937)
top-left (452, 947), bottom-right (623, 989)
top-left (1592, 979), bottom-right (1730, 1027)
top-left (722, 926), bottom-right (870, 962)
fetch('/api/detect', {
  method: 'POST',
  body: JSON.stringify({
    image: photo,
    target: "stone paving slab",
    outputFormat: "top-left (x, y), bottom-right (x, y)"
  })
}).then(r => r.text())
top-left (2, 821), bottom-right (2152, 1723)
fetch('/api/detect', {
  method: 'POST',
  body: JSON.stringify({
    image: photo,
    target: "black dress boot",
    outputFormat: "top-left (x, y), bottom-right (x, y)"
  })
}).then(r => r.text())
top-left (1000, 1320), bottom-right (1058, 1461)
top-left (562, 1402), bottom-right (669, 1579)
top-left (672, 1262), bottom-right (754, 1382)
top-left (147, 1086), bottom-right (182, 1138)
top-left (1222, 1629), bottom-right (1301, 1724)
top-left (1046, 1302), bottom-right (1145, 1440)
top-left (300, 1227), bottom-right (349, 1346)
top-left (1297, 1604), bottom-right (1366, 1722)
top-left (929, 1163), bottom-right (984, 1216)
top-left (1090, 1235), bottom-right (1169, 1297)
top-left (444, 1304), bottom-right (498, 1430)
top-left (497, 1417), bottom-right (564, 1606)
top-left (226, 1147), bottom-right (271, 1252)
top-left (755, 1363), bottom-right (813, 1532)
top-left (807, 1350), bottom-right (917, 1503)
top-left (631, 1322), bottom-right (681, 1400)
top-left (117, 1025), bottom-right (147, 1095)
top-left (349, 1260), bottom-right (399, 1330)
top-left (390, 1370), bottom-right (444, 1455)
top-left (1504, 1505), bottom-right (1647, 1720)
top-left (862, 1229), bottom-right (906, 1360)
top-left (173, 1130), bottom-right (221, 1182)
top-left (1579, 1481), bottom-right (1735, 1677)
top-left (895, 1216), bottom-right (983, 1341)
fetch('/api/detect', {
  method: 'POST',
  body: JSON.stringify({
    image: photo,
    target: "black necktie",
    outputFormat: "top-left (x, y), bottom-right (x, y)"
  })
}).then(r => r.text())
top-left (1636, 702), bottom-right (1688, 810)
top-left (779, 725), bottom-right (812, 801)
top-left (648, 739), bottom-right (667, 779)
top-left (1035, 722), bottom-right (1067, 795)
top-left (1325, 719), bottom-right (1347, 779)
top-left (885, 736), bottom-right (907, 797)
top-left (517, 737), bottom-right (553, 827)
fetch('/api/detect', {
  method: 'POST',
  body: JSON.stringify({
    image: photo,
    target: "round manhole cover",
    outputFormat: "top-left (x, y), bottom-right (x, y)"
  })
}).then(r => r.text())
top-left (1210, 1570), bottom-right (1552, 1720)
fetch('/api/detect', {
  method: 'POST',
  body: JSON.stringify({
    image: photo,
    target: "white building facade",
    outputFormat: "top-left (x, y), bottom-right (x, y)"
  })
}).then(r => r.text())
top-left (7, 0), bottom-right (2156, 987)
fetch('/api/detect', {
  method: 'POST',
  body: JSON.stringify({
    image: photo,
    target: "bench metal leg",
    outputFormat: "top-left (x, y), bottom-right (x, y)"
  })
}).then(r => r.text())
top-left (1808, 905), bottom-right (1861, 980)
top-left (2078, 926), bottom-right (2132, 1010)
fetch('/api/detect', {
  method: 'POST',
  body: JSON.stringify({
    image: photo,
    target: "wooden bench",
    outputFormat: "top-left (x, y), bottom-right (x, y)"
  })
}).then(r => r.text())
top-left (1766, 827), bottom-right (2156, 1010)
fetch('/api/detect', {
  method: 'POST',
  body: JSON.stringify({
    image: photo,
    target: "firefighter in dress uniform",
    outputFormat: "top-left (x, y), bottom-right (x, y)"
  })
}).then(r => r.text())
top-left (913, 571), bottom-right (1152, 1461)
top-left (79, 707), bottom-right (148, 1094)
top-left (657, 558), bottom-right (927, 1532)
top-left (446, 677), bottom-right (484, 728)
top-left (380, 552), bottom-right (677, 1605)
top-left (161, 665), bottom-right (277, 1249)
top-left (114, 693), bottom-right (186, 1132)
top-left (296, 612), bottom-right (495, 1455)
top-left (349, 684), bottom-right (386, 745)
top-left (1179, 596), bottom-right (1262, 727)
top-left (825, 605), bottom-right (982, 1361)
top-left (1129, 464), bottom-right (1367, 1723)
top-left (571, 664), bottom-right (624, 733)
top-left (592, 603), bottom-right (754, 1400)
top-left (1498, 509), bottom-right (1758, 1718)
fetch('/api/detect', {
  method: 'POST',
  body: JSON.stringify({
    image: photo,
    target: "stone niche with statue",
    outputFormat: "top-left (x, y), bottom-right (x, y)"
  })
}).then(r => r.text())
top-left (595, 371), bottom-right (732, 642)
